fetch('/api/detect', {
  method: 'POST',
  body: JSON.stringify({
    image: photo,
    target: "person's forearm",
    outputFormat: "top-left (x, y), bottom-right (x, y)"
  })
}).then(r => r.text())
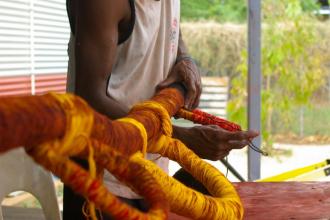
top-left (81, 91), bottom-right (129, 119)
top-left (73, 0), bottom-right (132, 120)
top-left (75, 30), bottom-right (129, 119)
top-left (75, 43), bottom-right (129, 119)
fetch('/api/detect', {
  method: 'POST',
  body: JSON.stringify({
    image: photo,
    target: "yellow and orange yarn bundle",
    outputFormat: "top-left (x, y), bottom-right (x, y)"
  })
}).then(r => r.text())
top-left (0, 87), bottom-right (243, 220)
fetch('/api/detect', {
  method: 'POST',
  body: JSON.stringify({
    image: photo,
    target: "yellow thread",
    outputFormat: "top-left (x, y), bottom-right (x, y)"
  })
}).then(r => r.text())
top-left (137, 135), bottom-right (244, 220)
top-left (27, 94), bottom-right (169, 220)
top-left (47, 93), bottom-right (94, 156)
top-left (117, 118), bottom-right (148, 156)
top-left (131, 101), bottom-right (172, 137)
top-left (87, 140), bottom-right (98, 220)
top-left (130, 101), bottom-right (243, 219)
top-left (31, 93), bottom-right (242, 219)
top-left (48, 93), bottom-right (98, 220)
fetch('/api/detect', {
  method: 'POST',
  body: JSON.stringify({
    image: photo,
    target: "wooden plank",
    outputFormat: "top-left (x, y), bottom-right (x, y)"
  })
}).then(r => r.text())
top-left (200, 93), bottom-right (227, 101)
top-left (199, 76), bottom-right (228, 118)
top-left (169, 182), bottom-right (330, 220)
top-left (234, 182), bottom-right (330, 220)
top-left (201, 77), bottom-right (228, 86)
top-left (202, 87), bottom-right (227, 93)
top-left (199, 108), bottom-right (226, 117)
top-left (3, 182), bottom-right (330, 220)
top-left (199, 101), bottom-right (227, 108)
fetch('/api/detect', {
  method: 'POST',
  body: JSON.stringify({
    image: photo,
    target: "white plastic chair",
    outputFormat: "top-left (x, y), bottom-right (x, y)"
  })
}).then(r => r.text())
top-left (0, 148), bottom-right (61, 220)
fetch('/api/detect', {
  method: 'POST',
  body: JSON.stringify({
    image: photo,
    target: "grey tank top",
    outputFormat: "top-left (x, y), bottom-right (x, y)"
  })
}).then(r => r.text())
top-left (67, 0), bottom-right (180, 198)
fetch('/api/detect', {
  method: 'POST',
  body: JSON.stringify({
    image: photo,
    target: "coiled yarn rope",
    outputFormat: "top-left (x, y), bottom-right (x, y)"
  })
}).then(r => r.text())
top-left (25, 93), bottom-right (168, 220)
top-left (177, 108), bottom-right (268, 156)
top-left (0, 89), bottom-right (243, 220)
top-left (117, 118), bottom-right (148, 156)
top-left (129, 101), bottom-right (243, 220)
top-left (176, 108), bottom-right (242, 132)
top-left (130, 101), bottom-right (173, 137)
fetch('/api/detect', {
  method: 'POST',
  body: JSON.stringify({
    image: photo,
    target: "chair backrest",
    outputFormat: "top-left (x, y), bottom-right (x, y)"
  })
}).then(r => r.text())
top-left (0, 148), bottom-right (61, 220)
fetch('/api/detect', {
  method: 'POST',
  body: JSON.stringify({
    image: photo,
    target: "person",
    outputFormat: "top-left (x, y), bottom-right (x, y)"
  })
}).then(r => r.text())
top-left (64, 0), bottom-right (259, 219)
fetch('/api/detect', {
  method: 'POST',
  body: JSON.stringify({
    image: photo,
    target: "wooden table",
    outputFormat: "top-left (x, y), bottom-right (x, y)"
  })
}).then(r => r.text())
top-left (2, 182), bottom-right (330, 220)
top-left (169, 182), bottom-right (330, 220)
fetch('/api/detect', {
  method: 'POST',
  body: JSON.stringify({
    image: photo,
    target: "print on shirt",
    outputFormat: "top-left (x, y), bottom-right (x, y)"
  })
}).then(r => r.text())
top-left (170, 17), bottom-right (178, 54)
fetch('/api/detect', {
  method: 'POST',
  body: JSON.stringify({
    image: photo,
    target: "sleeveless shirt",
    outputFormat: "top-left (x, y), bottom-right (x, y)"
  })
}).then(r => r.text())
top-left (67, 0), bottom-right (180, 198)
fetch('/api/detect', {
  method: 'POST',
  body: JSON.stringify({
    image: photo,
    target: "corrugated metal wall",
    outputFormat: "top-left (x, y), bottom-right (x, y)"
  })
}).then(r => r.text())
top-left (0, 73), bottom-right (66, 96)
top-left (0, 0), bottom-right (69, 96)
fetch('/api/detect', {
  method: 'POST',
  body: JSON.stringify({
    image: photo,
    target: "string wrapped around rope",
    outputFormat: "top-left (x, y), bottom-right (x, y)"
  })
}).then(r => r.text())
top-left (177, 108), bottom-right (268, 156)
top-left (0, 87), bottom-right (243, 220)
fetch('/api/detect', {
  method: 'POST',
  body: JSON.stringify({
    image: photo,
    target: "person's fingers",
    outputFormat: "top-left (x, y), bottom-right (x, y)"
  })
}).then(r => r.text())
top-left (184, 76), bottom-right (197, 109)
top-left (245, 130), bottom-right (259, 138)
top-left (222, 130), bottom-right (259, 141)
top-left (178, 62), bottom-right (199, 109)
top-left (227, 140), bottom-right (250, 149)
top-left (192, 80), bottom-right (202, 109)
top-left (156, 74), bottom-right (178, 90)
top-left (187, 64), bottom-right (201, 109)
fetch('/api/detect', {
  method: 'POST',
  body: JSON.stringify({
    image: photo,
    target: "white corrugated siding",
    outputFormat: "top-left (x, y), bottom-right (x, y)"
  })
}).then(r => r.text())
top-left (33, 0), bottom-right (70, 74)
top-left (0, 0), bottom-right (70, 77)
top-left (0, 0), bottom-right (30, 76)
top-left (0, 0), bottom-right (69, 96)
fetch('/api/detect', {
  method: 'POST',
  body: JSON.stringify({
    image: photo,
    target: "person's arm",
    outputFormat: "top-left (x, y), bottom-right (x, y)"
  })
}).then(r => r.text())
top-left (159, 30), bottom-right (259, 160)
top-left (157, 29), bottom-right (202, 110)
top-left (74, 0), bottom-right (131, 119)
top-left (173, 125), bottom-right (259, 161)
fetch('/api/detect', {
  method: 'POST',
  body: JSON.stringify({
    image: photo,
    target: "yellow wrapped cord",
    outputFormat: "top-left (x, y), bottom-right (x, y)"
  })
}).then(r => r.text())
top-left (129, 101), bottom-right (244, 220)
top-left (0, 91), bottom-right (243, 220)
top-left (117, 118), bottom-right (148, 156)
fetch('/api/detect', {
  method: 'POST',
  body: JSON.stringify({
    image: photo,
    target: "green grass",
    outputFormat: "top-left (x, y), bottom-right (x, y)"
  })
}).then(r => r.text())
top-left (273, 103), bottom-right (330, 136)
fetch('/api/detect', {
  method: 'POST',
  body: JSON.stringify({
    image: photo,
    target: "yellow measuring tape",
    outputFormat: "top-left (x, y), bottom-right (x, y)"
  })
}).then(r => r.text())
top-left (257, 159), bottom-right (330, 182)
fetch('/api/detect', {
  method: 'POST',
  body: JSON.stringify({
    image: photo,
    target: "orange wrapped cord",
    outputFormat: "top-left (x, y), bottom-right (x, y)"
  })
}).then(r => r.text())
top-left (0, 87), bottom-right (243, 220)
top-left (177, 108), bottom-right (268, 156)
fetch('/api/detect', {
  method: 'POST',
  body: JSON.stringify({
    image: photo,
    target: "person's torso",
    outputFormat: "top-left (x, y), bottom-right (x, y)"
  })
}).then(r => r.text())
top-left (67, 0), bottom-right (180, 199)
top-left (108, 0), bottom-right (180, 108)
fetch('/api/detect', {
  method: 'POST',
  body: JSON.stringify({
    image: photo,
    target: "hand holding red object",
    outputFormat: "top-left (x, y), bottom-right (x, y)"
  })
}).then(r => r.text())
top-left (176, 108), bottom-right (267, 156)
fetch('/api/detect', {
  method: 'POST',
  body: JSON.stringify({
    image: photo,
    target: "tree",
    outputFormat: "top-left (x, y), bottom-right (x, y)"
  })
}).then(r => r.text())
top-left (228, 0), bottom-right (327, 153)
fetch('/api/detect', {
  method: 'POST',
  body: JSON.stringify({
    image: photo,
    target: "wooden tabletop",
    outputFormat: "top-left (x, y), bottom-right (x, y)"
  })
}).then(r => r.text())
top-left (2, 182), bottom-right (330, 220)
top-left (169, 182), bottom-right (330, 220)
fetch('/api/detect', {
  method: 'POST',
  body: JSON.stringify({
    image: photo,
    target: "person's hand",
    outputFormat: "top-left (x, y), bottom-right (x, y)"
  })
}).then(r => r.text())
top-left (157, 57), bottom-right (201, 110)
top-left (174, 125), bottom-right (259, 161)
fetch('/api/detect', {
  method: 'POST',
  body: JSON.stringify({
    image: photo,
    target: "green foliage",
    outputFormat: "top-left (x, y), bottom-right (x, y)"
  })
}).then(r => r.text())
top-left (228, 0), bottom-right (328, 150)
top-left (181, 0), bottom-right (322, 23)
top-left (301, 0), bottom-right (320, 11)
top-left (181, 0), bottom-right (247, 23)
top-left (273, 104), bottom-right (330, 136)
top-left (181, 22), bottom-right (246, 77)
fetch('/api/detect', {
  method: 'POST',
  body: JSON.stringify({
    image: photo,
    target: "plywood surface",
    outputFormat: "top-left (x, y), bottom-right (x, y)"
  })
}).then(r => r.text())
top-left (2, 182), bottom-right (330, 220)
top-left (169, 182), bottom-right (330, 220)
top-left (235, 182), bottom-right (330, 220)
